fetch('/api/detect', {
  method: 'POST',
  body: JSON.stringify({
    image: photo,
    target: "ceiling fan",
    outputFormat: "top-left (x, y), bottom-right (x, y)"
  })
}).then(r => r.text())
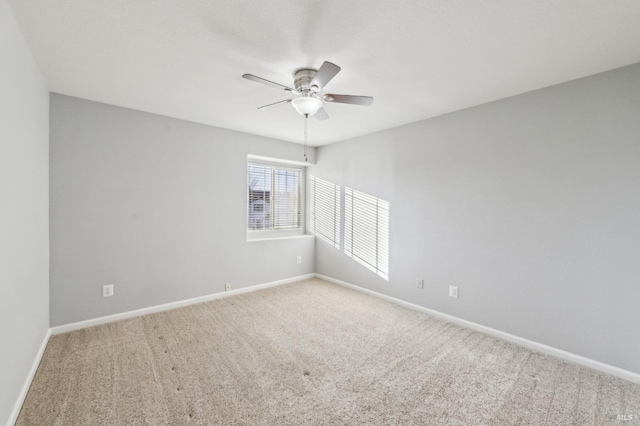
top-left (242, 61), bottom-right (373, 120)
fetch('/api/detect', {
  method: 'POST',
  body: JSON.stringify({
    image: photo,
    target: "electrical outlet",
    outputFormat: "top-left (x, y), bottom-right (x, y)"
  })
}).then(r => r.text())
top-left (417, 279), bottom-right (424, 289)
top-left (297, 256), bottom-right (302, 264)
top-left (225, 282), bottom-right (231, 292)
top-left (103, 284), bottom-right (114, 297)
top-left (449, 285), bottom-right (459, 298)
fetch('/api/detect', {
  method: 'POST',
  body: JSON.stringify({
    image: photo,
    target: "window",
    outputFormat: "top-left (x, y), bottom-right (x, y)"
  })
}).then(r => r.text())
top-left (247, 162), bottom-right (301, 232)
top-left (344, 187), bottom-right (390, 280)
top-left (309, 176), bottom-right (341, 248)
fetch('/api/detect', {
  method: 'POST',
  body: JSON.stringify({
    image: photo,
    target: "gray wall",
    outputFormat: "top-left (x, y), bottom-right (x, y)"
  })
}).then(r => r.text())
top-left (310, 63), bottom-right (640, 374)
top-left (50, 94), bottom-right (315, 326)
top-left (0, 1), bottom-right (50, 423)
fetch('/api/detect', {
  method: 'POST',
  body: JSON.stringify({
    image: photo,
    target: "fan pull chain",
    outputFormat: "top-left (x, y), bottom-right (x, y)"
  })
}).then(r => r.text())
top-left (303, 113), bottom-right (308, 162)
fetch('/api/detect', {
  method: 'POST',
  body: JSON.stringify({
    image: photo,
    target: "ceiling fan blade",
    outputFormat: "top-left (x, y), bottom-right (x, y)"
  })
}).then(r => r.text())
top-left (243, 74), bottom-right (294, 92)
top-left (315, 107), bottom-right (329, 121)
top-left (310, 61), bottom-right (341, 90)
top-left (257, 99), bottom-right (292, 110)
top-left (323, 94), bottom-right (374, 106)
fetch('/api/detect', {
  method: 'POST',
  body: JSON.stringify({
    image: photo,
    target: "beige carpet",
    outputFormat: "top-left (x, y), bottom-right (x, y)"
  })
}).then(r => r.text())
top-left (18, 278), bottom-right (640, 425)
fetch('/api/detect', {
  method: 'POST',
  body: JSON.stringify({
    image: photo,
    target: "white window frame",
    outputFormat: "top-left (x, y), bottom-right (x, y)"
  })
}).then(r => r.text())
top-left (247, 160), bottom-right (304, 240)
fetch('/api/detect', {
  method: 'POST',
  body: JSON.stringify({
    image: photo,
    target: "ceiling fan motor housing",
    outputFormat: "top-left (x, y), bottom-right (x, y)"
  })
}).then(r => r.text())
top-left (294, 69), bottom-right (318, 94)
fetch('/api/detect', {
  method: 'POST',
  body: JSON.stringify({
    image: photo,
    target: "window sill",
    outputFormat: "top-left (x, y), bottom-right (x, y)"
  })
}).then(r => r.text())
top-left (246, 233), bottom-right (315, 243)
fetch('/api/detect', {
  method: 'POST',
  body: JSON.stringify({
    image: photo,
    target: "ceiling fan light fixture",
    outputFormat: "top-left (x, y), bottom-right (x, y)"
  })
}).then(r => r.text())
top-left (291, 96), bottom-right (322, 116)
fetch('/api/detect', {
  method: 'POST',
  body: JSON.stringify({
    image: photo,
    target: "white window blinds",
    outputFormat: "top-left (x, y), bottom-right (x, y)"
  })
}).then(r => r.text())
top-left (344, 187), bottom-right (390, 280)
top-left (247, 163), bottom-right (301, 231)
top-left (309, 176), bottom-right (341, 248)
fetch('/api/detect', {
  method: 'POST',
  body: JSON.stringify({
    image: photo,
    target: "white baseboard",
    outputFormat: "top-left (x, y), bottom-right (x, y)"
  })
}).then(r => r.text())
top-left (51, 274), bottom-right (315, 335)
top-left (316, 273), bottom-right (640, 385)
top-left (7, 328), bottom-right (51, 426)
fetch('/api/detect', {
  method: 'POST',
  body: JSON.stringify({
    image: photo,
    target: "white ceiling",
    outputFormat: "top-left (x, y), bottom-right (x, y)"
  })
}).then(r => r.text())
top-left (8, 0), bottom-right (640, 146)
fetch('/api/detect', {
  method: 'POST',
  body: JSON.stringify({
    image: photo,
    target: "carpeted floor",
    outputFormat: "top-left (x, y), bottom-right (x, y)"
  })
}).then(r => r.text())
top-left (17, 278), bottom-right (640, 425)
